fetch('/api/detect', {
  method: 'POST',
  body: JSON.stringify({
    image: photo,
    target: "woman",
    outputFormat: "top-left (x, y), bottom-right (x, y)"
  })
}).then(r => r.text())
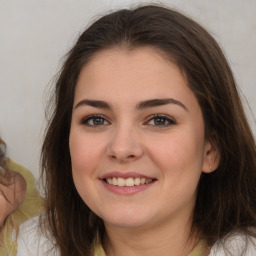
top-left (0, 138), bottom-right (26, 229)
top-left (18, 4), bottom-right (256, 256)
top-left (0, 138), bottom-right (44, 255)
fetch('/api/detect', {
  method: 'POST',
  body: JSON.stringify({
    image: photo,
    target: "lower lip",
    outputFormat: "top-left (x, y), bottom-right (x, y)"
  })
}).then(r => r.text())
top-left (101, 180), bottom-right (156, 195)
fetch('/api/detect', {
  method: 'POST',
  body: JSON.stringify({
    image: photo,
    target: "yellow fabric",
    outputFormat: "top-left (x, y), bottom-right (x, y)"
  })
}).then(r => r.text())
top-left (94, 240), bottom-right (208, 256)
top-left (189, 240), bottom-right (209, 256)
top-left (94, 245), bottom-right (106, 256)
top-left (0, 159), bottom-right (44, 256)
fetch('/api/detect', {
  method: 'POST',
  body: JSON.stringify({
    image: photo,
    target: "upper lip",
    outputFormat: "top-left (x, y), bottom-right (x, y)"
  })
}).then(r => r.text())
top-left (100, 172), bottom-right (156, 180)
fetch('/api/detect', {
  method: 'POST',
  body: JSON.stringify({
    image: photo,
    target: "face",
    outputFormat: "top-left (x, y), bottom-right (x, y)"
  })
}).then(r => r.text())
top-left (69, 47), bottom-right (216, 231)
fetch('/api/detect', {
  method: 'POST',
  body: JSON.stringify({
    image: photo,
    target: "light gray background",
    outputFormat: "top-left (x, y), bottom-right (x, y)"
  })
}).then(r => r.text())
top-left (0, 0), bottom-right (255, 178)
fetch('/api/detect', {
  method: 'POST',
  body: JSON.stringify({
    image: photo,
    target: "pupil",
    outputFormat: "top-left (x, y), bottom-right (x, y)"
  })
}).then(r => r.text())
top-left (93, 118), bottom-right (104, 125)
top-left (155, 118), bottom-right (165, 125)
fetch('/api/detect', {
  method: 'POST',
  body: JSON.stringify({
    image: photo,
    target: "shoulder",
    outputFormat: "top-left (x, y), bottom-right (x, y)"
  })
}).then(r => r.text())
top-left (17, 215), bottom-right (59, 256)
top-left (6, 158), bottom-right (35, 183)
top-left (7, 158), bottom-right (44, 224)
top-left (209, 232), bottom-right (256, 256)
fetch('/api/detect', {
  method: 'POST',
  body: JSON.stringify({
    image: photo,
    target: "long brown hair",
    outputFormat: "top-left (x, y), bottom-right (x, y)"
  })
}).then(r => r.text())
top-left (0, 138), bottom-right (15, 219)
top-left (0, 138), bottom-right (12, 187)
top-left (41, 4), bottom-right (256, 255)
top-left (0, 138), bottom-right (6, 169)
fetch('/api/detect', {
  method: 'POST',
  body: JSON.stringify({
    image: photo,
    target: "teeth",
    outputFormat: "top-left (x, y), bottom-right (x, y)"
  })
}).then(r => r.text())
top-left (105, 177), bottom-right (153, 186)
top-left (117, 177), bottom-right (126, 186)
top-left (125, 178), bottom-right (134, 187)
top-left (134, 177), bottom-right (140, 185)
top-left (112, 177), bottom-right (118, 185)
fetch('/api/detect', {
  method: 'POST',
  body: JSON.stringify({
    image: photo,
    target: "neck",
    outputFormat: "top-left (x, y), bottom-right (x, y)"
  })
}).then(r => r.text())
top-left (103, 217), bottom-right (199, 256)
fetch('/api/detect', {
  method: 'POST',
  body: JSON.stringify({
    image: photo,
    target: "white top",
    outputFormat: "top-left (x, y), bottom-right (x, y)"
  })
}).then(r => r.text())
top-left (209, 233), bottom-right (256, 256)
top-left (16, 216), bottom-right (57, 256)
top-left (17, 216), bottom-right (256, 256)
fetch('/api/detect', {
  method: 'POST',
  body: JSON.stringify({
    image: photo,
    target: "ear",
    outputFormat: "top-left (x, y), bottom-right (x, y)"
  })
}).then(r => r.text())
top-left (202, 138), bottom-right (220, 173)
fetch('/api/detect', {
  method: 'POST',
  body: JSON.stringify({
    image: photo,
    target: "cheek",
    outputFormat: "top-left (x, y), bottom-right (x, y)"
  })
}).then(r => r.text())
top-left (148, 130), bottom-right (205, 172)
top-left (155, 134), bottom-right (204, 203)
top-left (69, 130), bottom-right (104, 177)
top-left (69, 131), bottom-right (101, 205)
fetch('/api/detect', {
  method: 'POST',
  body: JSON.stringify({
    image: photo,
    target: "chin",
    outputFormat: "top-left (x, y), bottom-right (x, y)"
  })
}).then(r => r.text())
top-left (105, 219), bottom-right (148, 229)
top-left (101, 210), bottom-right (154, 229)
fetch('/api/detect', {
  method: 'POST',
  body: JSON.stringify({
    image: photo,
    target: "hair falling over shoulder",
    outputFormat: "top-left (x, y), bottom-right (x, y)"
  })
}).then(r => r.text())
top-left (0, 138), bottom-right (13, 187)
top-left (41, 4), bottom-right (256, 256)
top-left (0, 138), bottom-right (6, 169)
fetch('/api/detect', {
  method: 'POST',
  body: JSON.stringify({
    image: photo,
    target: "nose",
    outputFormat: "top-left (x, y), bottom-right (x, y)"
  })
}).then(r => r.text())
top-left (106, 124), bottom-right (144, 162)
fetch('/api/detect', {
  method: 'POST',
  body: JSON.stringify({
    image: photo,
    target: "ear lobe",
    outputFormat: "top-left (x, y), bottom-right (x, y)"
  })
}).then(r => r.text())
top-left (202, 139), bottom-right (220, 173)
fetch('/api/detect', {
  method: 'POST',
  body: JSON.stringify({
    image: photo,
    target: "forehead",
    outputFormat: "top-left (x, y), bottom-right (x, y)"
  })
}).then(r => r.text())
top-left (73, 46), bottom-right (204, 129)
top-left (72, 48), bottom-right (206, 126)
top-left (75, 47), bottom-right (190, 98)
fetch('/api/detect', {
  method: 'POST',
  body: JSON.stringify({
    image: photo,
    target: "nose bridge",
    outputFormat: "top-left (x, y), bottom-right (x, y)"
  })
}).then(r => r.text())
top-left (107, 121), bottom-right (143, 161)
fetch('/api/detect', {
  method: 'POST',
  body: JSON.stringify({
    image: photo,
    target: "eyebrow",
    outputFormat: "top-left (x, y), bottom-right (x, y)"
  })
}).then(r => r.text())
top-left (136, 98), bottom-right (188, 111)
top-left (74, 99), bottom-right (110, 109)
top-left (74, 98), bottom-right (187, 111)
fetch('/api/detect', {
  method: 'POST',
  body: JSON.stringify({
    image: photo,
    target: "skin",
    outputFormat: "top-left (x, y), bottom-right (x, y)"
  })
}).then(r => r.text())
top-left (69, 47), bottom-right (219, 256)
top-left (0, 167), bottom-right (27, 229)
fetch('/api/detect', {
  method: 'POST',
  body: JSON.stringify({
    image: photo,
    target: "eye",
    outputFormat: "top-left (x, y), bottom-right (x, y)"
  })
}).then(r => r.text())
top-left (81, 115), bottom-right (110, 126)
top-left (146, 114), bottom-right (176, 127)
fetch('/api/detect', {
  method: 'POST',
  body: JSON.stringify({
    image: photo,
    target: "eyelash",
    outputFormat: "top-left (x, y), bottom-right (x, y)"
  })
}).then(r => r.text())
top-left (80, 115), bottom-right (110, 126)
top-left (80, 114), bottom-right (176, 127)
top-left (145, 114), bottom-right (176, 127)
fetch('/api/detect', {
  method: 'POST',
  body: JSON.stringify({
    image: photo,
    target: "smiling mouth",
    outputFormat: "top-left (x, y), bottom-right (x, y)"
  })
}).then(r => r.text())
top-left (104, 177), bottom-right (156, 187)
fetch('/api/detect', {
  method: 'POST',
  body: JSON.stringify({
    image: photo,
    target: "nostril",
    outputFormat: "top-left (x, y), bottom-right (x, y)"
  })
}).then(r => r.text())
top-left (110, 154), bottom-right (136, 161)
